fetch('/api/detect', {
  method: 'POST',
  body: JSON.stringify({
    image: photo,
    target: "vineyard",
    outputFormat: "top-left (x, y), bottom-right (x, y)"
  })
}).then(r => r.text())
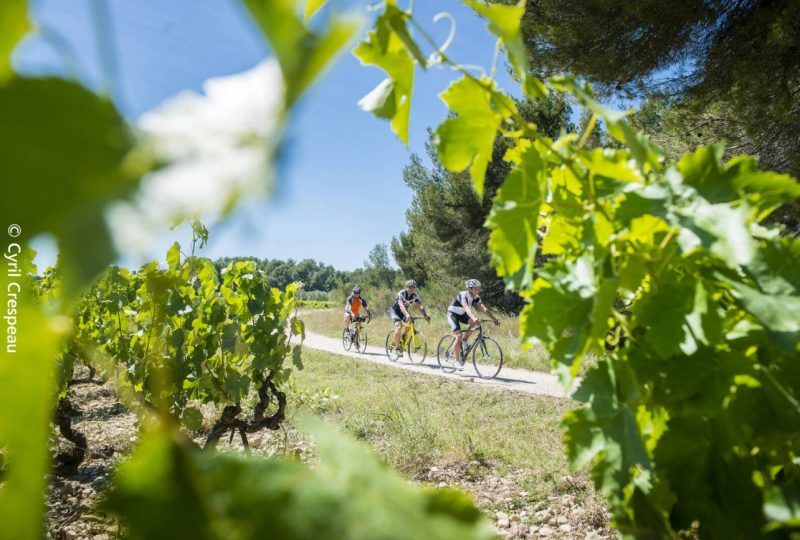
top-left (2, 0), bottom-right (800, 539)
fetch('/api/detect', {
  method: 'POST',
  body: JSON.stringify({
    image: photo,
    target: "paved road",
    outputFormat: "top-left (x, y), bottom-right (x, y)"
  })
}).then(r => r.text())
top-left (300, 330), bottom-right (575, 399)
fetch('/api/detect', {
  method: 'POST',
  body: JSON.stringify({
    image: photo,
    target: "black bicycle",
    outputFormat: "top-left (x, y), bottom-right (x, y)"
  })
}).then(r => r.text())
top-left (436, 319), bottom-right (503, 379)
top-left (343, 315), bottom-right (369, 352)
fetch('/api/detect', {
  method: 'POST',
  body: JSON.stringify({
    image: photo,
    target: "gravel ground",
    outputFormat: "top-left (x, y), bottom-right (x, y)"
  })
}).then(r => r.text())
top-left (46, 368), bottom-right (615, 539)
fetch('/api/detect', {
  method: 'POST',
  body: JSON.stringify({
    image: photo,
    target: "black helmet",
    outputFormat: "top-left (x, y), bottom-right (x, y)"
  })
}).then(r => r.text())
top-left (405, 279), bottom-right (417, 288)
top-left (352, 286), bottom-right (361, 293)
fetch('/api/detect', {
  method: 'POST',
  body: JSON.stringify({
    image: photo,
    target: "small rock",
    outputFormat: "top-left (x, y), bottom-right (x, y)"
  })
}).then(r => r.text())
top-left (509, 524), bottom-right (521, 537)
top-left (528, 526), bottom-right (539, 535)
top-left (570, 507), bottom-right (584, 517)
top-left (538, 525), bottom-right (554, 537)
top-left (93, 535), bottom-right (111, 540)
top-left (66, 497), bottom-right (78, 506)
top-left (519, 491), bottom-right (529, 498)
top-left (496, 518), bottom-right (510, 529)
top-left (559, 524), bottom-right (573, 533)
top-left (496, 511), bottom-right (509, 521)
top-left (534, 510), bottom-right (549, 522)
top-left (510, 514), bottom-right (521, 523)
top-left (533, 501), bottom-right (547, 511)
top-left (437, 481), bottom-right (447, 488)
top-left (430, 466), bottom-right (439, 473)
top-left (557, 515), bottom-right (569, 525)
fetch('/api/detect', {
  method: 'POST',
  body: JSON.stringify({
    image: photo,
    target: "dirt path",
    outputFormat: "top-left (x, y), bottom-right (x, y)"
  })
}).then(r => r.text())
top-left (301, 331), bottom-right (575, 399)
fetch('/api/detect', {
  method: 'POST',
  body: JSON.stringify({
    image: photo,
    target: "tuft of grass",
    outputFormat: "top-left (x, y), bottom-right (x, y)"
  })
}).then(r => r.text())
top-left (300, 308), bottom-right (553, 372)
top-left (289, 348), bottom-right (575, 494)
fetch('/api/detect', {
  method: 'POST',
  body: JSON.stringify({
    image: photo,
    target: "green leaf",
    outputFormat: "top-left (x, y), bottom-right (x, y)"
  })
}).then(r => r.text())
top-left (464, 0), bottom-right (527, 79)
top-left (166, 242), bottom-right (181, 270)
top-left (181, 407), bottom-right (203, 431)
top-left (0, 295), bottom-right (64, 540)
top-left (723, 278), bottom-right (800, 352)
top-left (0, 77), bottom-right (135, 295)
top-left (353, 2), bottom-right (416, 145)
top-left (106, 420), bottom-right (493, 539)
top-left (678, 145), bottom-right (800, 215)
top-left (0, 0), bottom-right (30, 82)
top-left (486, 144), bottom-right (545, 289)
top-left (436, 76), bottom-right (509, 195)
top-left (564, 360), bottom-right (650, 504)
top-left (635, 282), bottom-right (719, 358)
top-left (292, 344), bottom-right (304, 370)
top-left (304, 0), bottom-right (327, 21)
top-left (244, 0), bottom-right (360, 107)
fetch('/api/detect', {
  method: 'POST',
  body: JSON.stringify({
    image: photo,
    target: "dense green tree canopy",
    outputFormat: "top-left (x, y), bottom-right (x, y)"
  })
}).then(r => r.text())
top-left (516, 0), bottom-right (800, 181)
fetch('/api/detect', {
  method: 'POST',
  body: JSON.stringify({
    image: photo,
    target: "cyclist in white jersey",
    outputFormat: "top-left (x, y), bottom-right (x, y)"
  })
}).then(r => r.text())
top-left (448, 279), bottom-right (499, 367)
top-left (390, 279), bottom-right (430, 355)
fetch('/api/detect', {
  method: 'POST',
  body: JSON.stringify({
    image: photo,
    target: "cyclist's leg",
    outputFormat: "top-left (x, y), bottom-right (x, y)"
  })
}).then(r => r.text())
top-left (448, 312), bottom-right (464, 358)
top-left (390, 309), bottom-right (403, 347)
top-left (344, 312), bottom-right (352, 331)
top-left (463, 317), bottom-right (480, 340)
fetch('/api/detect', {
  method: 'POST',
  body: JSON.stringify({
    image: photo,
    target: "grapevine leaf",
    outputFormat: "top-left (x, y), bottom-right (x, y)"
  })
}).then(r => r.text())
top-left (244, 0), bottom-right (359, 107)
top-left (635, 283), bottom-right (698, 358)
top-left (181, 407), bottom-right (203, 431)
top-left (106, 420), bottom-right (493, 539)
top-left (166, 242), bottom-right (181, 270)
top-left (436, 76), bottom-right (510, 196)
top-left (673, 194), bottom-right (756, 267)
top-left (678, 145), bottom-right (800, 215)
top-left (304, 0), bottom-right (327, 21)
top-left (0, 292), bottom-right (64, 540)
top-left (0, 0), bottom-right (30, 83)
top-left (292, 344), bottom-right (304, 370)
top-left (464, 0), bottom-right (527, 80)
top-left (487, 144), bottom-right (545, 289)
top-left (0, 77), bottom-right (135, 295)
top-left (353, 2), bottom-right (416, 145)
top-left (723, 278), bottom-right (800, 352)
top-left (564, 360), bottom-right (650, 503)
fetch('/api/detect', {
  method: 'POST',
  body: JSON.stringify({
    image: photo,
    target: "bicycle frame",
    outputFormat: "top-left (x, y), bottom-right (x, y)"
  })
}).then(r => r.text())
top-left (397, 317), bottom-right (422, 348)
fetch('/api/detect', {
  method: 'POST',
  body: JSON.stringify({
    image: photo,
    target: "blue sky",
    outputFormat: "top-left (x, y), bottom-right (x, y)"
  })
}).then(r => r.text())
top-left (15, 0), bottom-right (520, 271)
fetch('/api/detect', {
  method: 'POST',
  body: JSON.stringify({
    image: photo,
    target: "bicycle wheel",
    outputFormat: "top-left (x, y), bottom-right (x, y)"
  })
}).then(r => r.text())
top-left (436, 335), bottom-right (457, 373)
top-left (356, 327), bottom-right (367, 352)
top-left (342, 328), bottom-right (353, 351)
top-left (406, 332), bottom-right (427, 364)
top-left (385, 332), bottom-right (401, 362)
top-left (472, 337), bottom-right (503, 379)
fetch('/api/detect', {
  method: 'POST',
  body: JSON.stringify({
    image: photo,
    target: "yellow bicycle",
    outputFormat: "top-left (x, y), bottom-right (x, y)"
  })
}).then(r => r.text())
top-left (343, 315), bottom-right (369, 352)
top-left (385, 316), bottom-right (427, 364)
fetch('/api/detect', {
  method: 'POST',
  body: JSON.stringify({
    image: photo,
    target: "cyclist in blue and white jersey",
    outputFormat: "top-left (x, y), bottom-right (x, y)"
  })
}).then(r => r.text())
top-left (448, 279), bottom-right (499, 367)
top-left (390, 279), bottom-right (430, 355)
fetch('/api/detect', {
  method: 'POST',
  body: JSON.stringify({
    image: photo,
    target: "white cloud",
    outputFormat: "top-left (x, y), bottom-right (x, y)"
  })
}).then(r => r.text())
top-left (107, 59), bottom-right (284, 257)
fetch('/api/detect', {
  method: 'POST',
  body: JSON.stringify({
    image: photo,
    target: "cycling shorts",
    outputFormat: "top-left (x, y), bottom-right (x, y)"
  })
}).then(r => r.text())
top-left (448, 312), bottom-right (471, 332)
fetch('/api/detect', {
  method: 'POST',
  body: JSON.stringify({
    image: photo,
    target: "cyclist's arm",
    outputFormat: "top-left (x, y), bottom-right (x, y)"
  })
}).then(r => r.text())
top-left (417, 302), bottom-right (431, 321)
top-left (464, 303), bottom-right (479, 323)
top-left (480, 303), bottom-right (500, 324)
top-left (398, 297), bottom-right (411, 319)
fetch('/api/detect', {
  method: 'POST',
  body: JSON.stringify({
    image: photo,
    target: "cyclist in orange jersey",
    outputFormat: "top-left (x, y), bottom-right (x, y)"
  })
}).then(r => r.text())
top-left (344, 286), bottom-right (371, 334)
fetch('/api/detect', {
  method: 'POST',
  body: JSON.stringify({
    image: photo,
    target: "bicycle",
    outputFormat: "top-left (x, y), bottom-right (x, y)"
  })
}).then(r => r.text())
top-left (385, 316), bottom-right (428, 364)
top-left (342, 315), bottom-right (369, 352)
top-left (436, 319), bottom-right (503, 379)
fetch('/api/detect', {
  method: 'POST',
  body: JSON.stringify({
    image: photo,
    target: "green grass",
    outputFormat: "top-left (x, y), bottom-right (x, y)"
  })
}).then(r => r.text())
top-left (289, 348), bottom-right (576, 497)
top-left (300, 308), bottom-right (553, 372)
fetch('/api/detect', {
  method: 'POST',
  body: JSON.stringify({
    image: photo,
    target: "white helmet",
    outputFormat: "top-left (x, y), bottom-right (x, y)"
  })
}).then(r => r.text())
top-left (466, 279), bottom-right (481, 289)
